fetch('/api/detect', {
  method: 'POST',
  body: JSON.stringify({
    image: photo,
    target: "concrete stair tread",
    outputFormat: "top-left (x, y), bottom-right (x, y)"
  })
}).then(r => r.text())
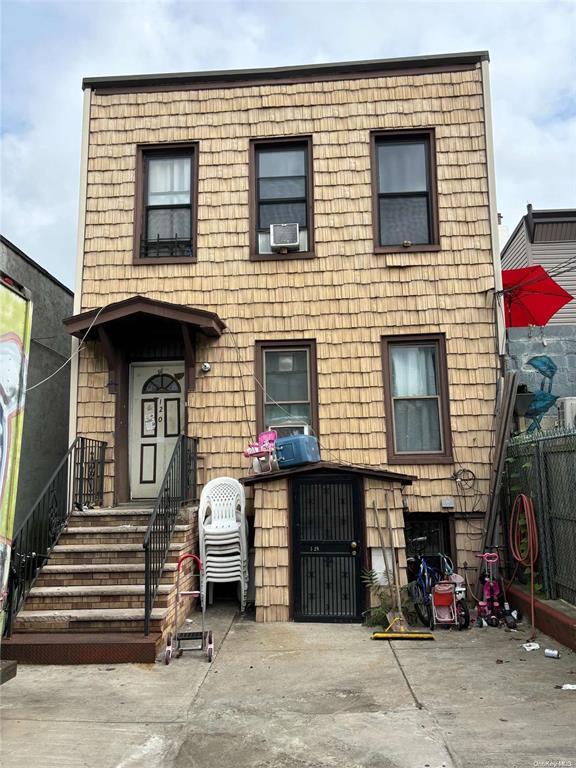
top-left (72, 508), bottom-right (153, 516)
top-left (16, 608), bottom-right (167, 622)
top-left (63, 525), bottom-right (191, 534)
top-left (42, 563), bottom-right (177, 573)
top-left (53, 542), bottom-right (187, 552)
top-left (72, 505), bottom-right (197, 514)
top-left (29, 585), bottom-right (171, 597)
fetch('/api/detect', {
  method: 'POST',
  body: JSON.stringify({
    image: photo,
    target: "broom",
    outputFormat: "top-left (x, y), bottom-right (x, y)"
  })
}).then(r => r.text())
top-left (371, 495), bottom-right (434, 642)
top-left (372, 500), bottom-right (406, 632)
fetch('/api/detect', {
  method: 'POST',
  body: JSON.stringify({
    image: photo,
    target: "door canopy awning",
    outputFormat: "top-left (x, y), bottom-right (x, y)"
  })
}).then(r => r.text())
top-left (64, 295), bottom-right (226, 394)
top-left (63, 295), bottom-right (226, 339)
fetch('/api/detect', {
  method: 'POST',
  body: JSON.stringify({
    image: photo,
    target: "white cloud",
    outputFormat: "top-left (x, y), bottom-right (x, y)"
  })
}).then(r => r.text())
top-left (1, 0), bottom-right (575, 287)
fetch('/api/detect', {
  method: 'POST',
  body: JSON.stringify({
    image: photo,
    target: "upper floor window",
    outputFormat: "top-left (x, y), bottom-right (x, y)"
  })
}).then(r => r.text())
top-left (381, 333), bottom-right (452, 464)
top-left (134, 144), bottom-right (198, 264)
top-left (250, 138), bottom-right (314, 260)
top-left (372, 130), bottom-right (439, 253)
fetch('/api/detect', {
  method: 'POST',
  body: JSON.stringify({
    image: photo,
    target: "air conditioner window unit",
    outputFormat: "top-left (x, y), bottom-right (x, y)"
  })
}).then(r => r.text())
top-left (557, 397), bottom-right (576, 430)
top-left (270, 223), bottom-right (299, 252)
top-left (268, 422), bottom-right (310, 438)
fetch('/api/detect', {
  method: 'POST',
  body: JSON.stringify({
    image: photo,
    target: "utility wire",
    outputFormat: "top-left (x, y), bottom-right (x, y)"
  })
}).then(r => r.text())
top-left (26, 304), bottom-right (108, 392)
top-left (226, 324), bottom-right (390, 473)
top-left (499, 254), bottom-right (576, 295)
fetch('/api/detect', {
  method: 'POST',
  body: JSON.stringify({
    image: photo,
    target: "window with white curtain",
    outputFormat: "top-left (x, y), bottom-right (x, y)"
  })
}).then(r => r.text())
top-left (382, 335), bottom-right (452, 462)
top-left (138, 146), bottom-right (196, 260)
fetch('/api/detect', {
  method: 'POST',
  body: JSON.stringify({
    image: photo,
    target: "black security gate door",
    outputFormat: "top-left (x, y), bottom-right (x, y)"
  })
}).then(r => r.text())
top-left (292, 474), bottom-right (364, 622)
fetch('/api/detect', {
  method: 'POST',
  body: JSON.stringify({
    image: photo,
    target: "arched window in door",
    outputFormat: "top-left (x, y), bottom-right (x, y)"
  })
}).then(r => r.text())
top-left (142, 373), bottom-right (181, 394)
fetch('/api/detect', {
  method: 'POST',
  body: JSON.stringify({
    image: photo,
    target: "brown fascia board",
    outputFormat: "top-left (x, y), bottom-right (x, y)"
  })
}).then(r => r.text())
top-left (82, 51), bottom-right (489, 92)
top-left (241, 460), bottom-right (416, 486)
top-left (530, 208), bottom-right (576, 221)
top-left (502, 209), bottom-right (576, 252)
top-left (63, 295), bottom-right (226, 338)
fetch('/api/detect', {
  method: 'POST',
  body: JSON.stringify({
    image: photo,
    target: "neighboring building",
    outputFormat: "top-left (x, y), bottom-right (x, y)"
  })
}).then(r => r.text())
top-left (59, 51), bottom-right (501, 623)
top-left (501, 206), bottom-right (576, 430)
top-left (0, 236), bottom-right (73, 529)
top-left (501, 205), bottom-right (576, 323)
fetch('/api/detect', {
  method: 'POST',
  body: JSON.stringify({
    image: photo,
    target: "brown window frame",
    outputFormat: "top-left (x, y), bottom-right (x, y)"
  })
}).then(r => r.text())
top-left (249, 136), bottom-right (315, 262)
top-left (255, 339), bottom-right (319, 437)
top-left (133, 142), bottom-right (199, 265)
top-left (381, 333), bottom-right (452, 465)
top-left (371, 128), bottom-right (440, 255)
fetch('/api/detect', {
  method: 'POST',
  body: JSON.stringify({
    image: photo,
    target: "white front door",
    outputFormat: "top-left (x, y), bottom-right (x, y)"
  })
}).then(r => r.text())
top-left (129, 362), bottom-right (185, 499)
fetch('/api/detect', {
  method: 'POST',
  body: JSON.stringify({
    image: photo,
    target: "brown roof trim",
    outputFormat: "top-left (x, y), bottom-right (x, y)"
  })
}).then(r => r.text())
top-left (502, 207), bottom-right (576, 254)
top-left (83, 51), bottom-right (489, 92)
top-left (529, 208), bottom-right (576, 222)
top-left (241, 460), bottom-right (416, 486)
top-left (63, 295), bottom-right (226, 339)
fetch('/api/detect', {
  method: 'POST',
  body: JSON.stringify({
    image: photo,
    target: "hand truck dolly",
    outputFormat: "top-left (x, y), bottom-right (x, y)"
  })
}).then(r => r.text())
top-left (164, 553), bottom-right (214, 664)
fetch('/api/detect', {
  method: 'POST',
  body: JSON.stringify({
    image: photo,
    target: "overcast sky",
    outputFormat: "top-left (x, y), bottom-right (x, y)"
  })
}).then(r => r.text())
top-left (1, 0), bottom-right (575, 288)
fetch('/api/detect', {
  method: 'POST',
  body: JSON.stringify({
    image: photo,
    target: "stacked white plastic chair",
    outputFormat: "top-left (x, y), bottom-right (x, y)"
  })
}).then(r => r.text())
top-left (198, 477), bottom-right (248, 612)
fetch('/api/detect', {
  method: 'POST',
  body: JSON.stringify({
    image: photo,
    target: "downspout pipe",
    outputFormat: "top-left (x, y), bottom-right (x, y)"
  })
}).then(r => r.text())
top-left (481, 59), bottom-right (506, 359)
top-left (68, 87), bottom-right (92, 447)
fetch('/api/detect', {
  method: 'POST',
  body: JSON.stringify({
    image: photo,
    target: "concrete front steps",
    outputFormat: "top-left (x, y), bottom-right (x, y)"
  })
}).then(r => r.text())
top-left (1, 504), bottom-right (198, 665)
top-left (24, 584), bottom-right (172, 611)
top-left (37, 563), bottom-right (179, 587)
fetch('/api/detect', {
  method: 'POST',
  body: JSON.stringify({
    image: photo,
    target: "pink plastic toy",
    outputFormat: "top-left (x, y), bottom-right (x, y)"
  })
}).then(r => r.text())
top-left (243, 430), bottom-right (278, 473)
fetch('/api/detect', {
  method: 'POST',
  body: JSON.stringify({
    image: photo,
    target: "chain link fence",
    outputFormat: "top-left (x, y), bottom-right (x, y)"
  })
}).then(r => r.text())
top-left (501, 429), bottom-right (576, 606)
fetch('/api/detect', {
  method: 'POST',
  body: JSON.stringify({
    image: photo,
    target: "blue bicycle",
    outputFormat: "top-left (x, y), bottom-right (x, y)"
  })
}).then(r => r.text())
top-left (408, 537), bottom-right (440, 627)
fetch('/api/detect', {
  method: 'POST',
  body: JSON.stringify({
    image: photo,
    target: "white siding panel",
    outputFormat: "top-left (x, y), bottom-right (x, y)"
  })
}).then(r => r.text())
top-left (501, 222), bottom-right (529, 269)
top-left (531, 241), bottom-right (576, 324)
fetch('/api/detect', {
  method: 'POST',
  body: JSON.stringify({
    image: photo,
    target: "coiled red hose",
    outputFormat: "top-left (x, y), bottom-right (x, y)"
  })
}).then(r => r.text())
top-left (509, 493), bottom-right (539, 639)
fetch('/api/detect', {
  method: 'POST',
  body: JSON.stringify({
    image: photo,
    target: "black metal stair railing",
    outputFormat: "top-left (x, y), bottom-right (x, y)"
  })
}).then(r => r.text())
top-left (143, 435), bottom-right (198, 635)
top-left (3, 436), bottom-right (107, 637)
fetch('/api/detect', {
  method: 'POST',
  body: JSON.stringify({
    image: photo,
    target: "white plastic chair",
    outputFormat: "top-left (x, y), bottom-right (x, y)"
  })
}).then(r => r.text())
top-left (198, 477), bottom-right (248, 612)
top-left (199, 477), bottom-right (245, 529)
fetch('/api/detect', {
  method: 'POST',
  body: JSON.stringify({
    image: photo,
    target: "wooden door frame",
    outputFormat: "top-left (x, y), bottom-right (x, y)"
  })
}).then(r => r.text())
top-left (114, 358), bottom-right (187, 503)
top-left (289, 472), bottom-right (366, 622)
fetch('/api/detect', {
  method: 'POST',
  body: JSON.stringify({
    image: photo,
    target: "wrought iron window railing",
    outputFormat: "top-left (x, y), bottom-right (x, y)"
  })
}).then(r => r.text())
top-left (141, 235), bottom-right (193, 260)
top-left (143, 435), bottom-right (199, 635)
top-left (2, 436), bottom-right (107, 637)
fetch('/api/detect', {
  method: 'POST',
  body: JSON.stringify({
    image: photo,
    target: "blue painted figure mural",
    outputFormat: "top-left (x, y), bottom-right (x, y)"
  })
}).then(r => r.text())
top-left (525, 355), bottom-right (558, 432)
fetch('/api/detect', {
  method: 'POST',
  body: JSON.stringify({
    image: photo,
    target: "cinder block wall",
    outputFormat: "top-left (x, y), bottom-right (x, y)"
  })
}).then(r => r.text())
top-left (506, 325), bottom-right (576, 428)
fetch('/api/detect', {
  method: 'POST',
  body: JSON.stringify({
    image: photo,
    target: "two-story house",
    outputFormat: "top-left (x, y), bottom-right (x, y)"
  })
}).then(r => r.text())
top-left (3, 52), bottom-right (502, 657)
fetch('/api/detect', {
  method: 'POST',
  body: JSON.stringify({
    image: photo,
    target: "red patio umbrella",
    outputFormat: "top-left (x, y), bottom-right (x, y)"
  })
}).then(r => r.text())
top-left (501, 265), bottom-right (573, 328)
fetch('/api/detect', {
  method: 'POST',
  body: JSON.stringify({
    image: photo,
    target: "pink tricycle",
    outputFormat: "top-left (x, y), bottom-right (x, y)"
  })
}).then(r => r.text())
top-left (476, 551), bottom-right (502, 627)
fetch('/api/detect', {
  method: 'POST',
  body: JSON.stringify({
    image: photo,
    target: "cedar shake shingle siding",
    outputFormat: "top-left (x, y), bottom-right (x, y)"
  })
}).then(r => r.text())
top-left (76, 63), bottom-right (497, 528)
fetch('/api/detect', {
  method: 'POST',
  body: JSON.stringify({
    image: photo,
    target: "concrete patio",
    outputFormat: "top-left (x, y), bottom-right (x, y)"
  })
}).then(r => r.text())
top-left (1, 605), bottom-right (575, 768)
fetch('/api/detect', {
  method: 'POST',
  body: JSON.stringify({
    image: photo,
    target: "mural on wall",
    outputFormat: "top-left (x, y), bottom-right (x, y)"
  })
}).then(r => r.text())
top-left (524, 355), bottom-right (558, 433)
top-left (0, 281), bottom-right (32, 631)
